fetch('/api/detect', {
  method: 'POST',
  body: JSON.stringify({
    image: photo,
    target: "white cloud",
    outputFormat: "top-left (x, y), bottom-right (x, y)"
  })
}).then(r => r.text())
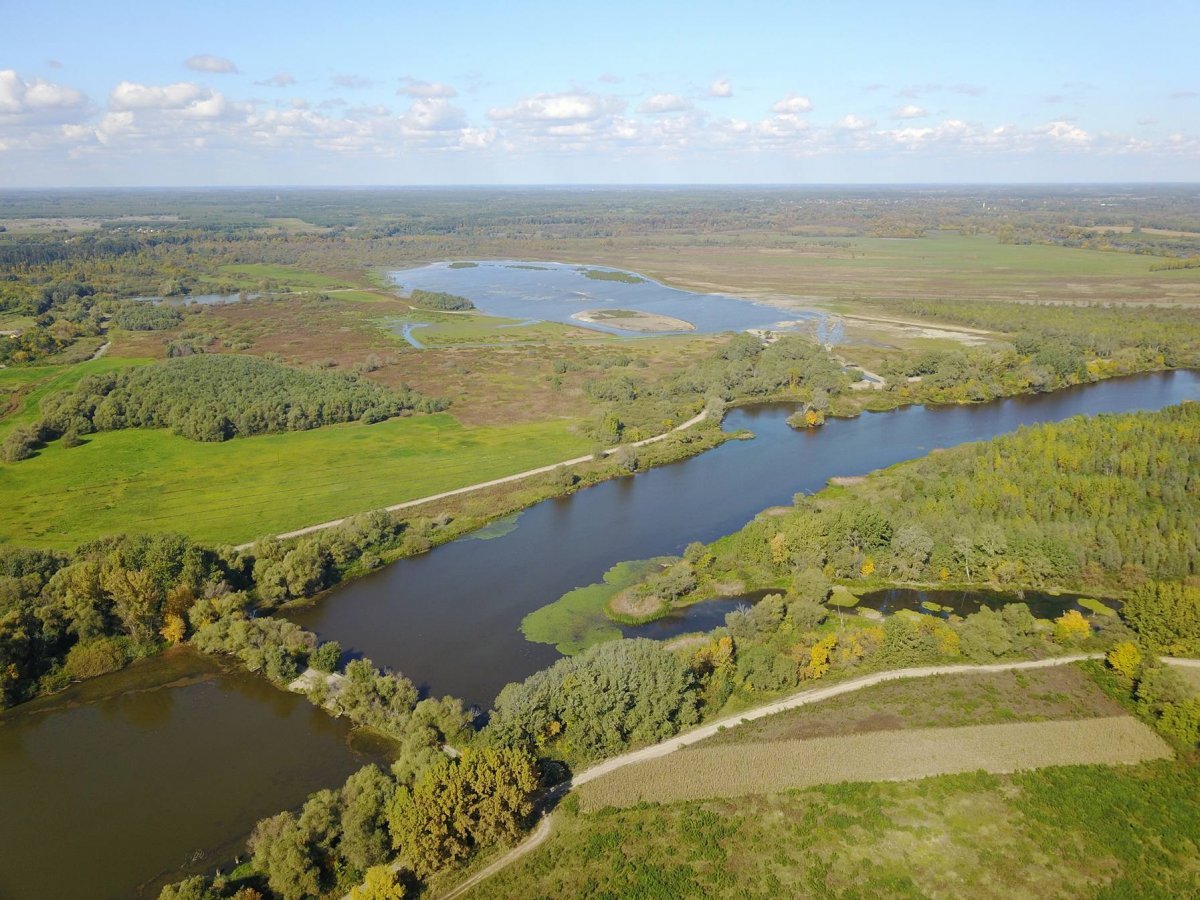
top-left (709, 78), bottom-right (732, 98)
top-left (185, 54), bottom-right (239, 74)
top-left (771, 93), bottom-right (812, 114)
top-left (638, 93), bottom-right (692, 114)
top-left (0, 69), bottom-right (87, 117)
top-left (110, 81), bottom-right (211, 111)
top-left (489, 91), bottom-right (624, 124)
top-left (398, 77), bottom-right (457, 99)
top-left (893, 104), bottom-right (927, 119)
top-left (598, 73), bottom-right (623, 84)
top-left (399, 99), bottom-right (466, 132)
top-left (838, 114), bottom-right (873, 130)
top-left (1035, 120), bottom-right (1091, 145)
top-left (257, 72), bottom-right (296, 88)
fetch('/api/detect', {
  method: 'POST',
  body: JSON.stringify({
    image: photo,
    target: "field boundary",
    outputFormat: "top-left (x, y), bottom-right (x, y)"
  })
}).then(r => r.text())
top-left (237, 409), bottom-right (708, 550)
top-left (578, 715), bottom-right (1171, 809)
top-left (437, 653), bottom-right (1198, 899)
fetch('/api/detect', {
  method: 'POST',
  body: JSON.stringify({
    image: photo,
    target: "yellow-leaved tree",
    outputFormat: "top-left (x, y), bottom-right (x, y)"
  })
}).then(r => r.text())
top-left (1054, 609), bottom-right (1092, 644)
top-left (160, 613), bottom-right (187, 645)
top-left (1106, 641), bottom-right (1142, 680)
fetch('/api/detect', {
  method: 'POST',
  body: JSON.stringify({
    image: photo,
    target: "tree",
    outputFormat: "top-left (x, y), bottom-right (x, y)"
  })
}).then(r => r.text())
top-left (248, 812), bottom-right (321, 900)
top-left (1107, 641), bottom-right (1142, 680)
top-left (340, 765), bottom-right (394, 871)
top-left (160, 613), bottom-right (187, 644)
top-left (1054, 609), bottom-right (1091, 644)
top-left (311, 640), bottom-right (342, 673)
top-left (349, 866), bottom-right (406, 900)
top-left (1121, 581), bottom-right (1200, 655)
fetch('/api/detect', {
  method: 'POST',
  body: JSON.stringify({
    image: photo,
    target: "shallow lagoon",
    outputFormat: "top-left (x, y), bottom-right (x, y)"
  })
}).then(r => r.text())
top-left (388, 260), bottom-right (839, 339)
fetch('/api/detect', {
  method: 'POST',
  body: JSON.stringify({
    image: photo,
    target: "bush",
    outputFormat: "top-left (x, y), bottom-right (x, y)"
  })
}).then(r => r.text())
top-left (1, 427), bottom-right (37, 462)
top-left (60, 637), bottom-right (129, 680)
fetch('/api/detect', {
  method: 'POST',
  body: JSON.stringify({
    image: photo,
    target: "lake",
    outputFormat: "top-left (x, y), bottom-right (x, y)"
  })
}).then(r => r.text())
top-left (388, 260), bottom-right (839, 339)
top-left (0, 649), bottom-right (390, 900)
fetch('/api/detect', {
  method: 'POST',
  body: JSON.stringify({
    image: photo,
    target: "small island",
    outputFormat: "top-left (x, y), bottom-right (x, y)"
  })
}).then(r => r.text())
top-left (572, 308), bottom-right (695, 333)
top-left (579, 267), bottom-right (646, 284)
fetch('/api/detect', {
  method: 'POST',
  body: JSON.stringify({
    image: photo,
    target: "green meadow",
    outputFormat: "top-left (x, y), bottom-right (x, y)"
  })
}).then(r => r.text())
top-left (0, 413), bottom-right (590, 548)
top-left (0, 356), bottom-right (153, 440)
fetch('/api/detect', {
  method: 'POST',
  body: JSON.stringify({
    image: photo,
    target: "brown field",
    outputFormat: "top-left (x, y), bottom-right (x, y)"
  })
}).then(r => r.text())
top-left (578, 716), bottom-right (1172, 809)
top-left (109, 293), bottom-right (729, 427)
top-left (696, 665), bottom-right (1126, 746)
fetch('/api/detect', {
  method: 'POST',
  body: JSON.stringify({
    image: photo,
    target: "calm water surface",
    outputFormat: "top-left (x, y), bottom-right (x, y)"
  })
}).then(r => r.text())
top-left (0, 649), bottom-right (389, 900)
top-left (4, 370), bottom-right (1195, 899)
top-left (290, 369), bottom-right (1199, 708)
top-left (388, 260), bottom-right (837, 338)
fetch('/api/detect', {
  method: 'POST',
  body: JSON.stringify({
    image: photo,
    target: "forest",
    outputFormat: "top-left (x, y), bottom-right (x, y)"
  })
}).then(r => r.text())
top-left (21, 354), bottom-right (444, 449)
top-left (665, 402), bottom-right (1200, 601)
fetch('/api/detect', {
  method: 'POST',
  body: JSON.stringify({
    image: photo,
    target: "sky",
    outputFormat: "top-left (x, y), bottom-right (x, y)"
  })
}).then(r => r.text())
top-left (1, 0), bottom-right (1198, 186)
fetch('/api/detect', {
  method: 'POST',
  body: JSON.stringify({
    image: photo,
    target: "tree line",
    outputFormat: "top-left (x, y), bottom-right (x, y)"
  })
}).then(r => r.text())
top-left (12, 354), bottom-right (445, 452)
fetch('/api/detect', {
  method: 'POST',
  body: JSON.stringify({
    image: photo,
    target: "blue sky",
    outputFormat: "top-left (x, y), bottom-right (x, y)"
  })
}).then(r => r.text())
top-left (2, 0), bottom-right (1197, 185)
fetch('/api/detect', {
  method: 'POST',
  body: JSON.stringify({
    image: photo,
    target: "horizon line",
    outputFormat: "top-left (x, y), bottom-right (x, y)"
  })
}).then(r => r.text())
top-left (2, 181), bottom-right (1200, 192)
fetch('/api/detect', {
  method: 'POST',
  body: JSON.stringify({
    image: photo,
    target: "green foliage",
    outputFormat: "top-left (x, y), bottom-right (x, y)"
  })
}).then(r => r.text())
top-left (311, 640), bottom-right (343, 673)
top-left (486, 638), bottom-right (701, 763)
top-left (388, 748), bottom-right (539, 877)
top-left (110, 302), bottom-right (183, 331)
top-left (408, 289), bottom-right (474, 311)
top-left (699, 404), bottom-right (1200, 594)
top-left (1121, 580), bottom-right (1200, 655)
top-left (37, 354), bottom-right (444, 444)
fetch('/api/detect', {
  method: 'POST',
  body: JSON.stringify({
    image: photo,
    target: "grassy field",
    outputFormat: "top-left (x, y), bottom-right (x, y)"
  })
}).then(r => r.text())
top-left (0, 356), bottom-right (153, 440)
top-left (697, 665), bottom-right (1126, 746)
top-left (0, 413), bottom-right (591, 548)
top-left (473, 760), bottom-right (1200, 898)
top-left (579, 717), bottom-right (1171, 809)
top-left (216, 263), bottom-right (359, 291)
top-left (577, 231), bottom-right (1200, 307)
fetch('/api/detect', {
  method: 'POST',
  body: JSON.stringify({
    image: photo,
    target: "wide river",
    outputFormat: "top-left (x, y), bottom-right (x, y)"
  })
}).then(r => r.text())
top-left (2, 369), bottom-right (1196, 898)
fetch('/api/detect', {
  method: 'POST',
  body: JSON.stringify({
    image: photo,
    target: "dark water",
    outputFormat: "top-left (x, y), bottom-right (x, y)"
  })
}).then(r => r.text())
top-left (0, 649), bottom-right (389, 900)
top-left (620, 598), bottom-right (753, 641)
top-left (388, 260), bottom-right (837, 338)
top-left (659, 587), bottom-right (1120, 638)
top-left (290, 370), bottom-right (1199, 708)
top-left (855, 587), bottom-right (1119, 619)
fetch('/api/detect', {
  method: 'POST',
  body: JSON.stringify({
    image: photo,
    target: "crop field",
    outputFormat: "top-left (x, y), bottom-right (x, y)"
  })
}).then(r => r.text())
top-left (0, 413), bottom-right (591, 548)
top-left (579, 717), bottom-right (1171, 810)
top-left (475, 760), bottom-right (1200, 898)
top-left (570, 231), bottom-right (1200, 307)
top-left (697, 666), bottom-right (1125, 745)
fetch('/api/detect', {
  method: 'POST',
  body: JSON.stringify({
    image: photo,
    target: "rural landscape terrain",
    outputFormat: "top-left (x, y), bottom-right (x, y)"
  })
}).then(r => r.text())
top-left (1, 185), bottom-right (1198, 900)
top-left (3, 2), bottom-right (1200, 897)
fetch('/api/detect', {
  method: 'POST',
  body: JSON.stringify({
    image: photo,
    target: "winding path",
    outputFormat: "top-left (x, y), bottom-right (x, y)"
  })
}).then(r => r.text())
top-left (236, 409), bottom-right (709, 550)
top-left (439, 653), bottom-right (1198, 898)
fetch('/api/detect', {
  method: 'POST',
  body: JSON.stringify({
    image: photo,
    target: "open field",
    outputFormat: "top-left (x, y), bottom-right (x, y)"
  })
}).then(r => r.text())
top-left (696, 665), bottom-right (1125, 745)
top-left (216, 263), bottom-right (358, 291)
top-left (573, 231), bottom-right (1200, 307)
top-left (0, 413), bottom-right (590, 547)
top-left (578, 716), bottom-right (1171, 809)
top-left (473, 760), bottom-right (1200, 898)
top-left (0, 356), bottom-right (152, 440)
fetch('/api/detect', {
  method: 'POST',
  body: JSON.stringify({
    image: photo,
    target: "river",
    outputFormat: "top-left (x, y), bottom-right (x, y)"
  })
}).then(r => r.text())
top-left (289, 369), bottom-right (1199, 708)
top-left (2, 369), bottom-right (1196, 899)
